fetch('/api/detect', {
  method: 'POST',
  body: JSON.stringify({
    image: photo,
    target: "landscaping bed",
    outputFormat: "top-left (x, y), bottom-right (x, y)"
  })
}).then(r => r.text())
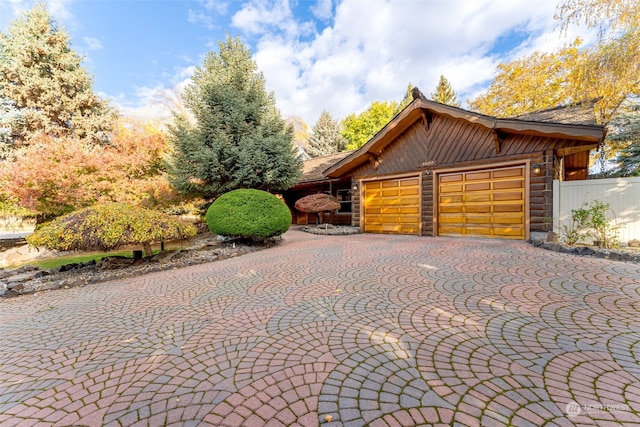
top-left (0, 232), bottom-right (274, 298)
top-left (531, 237), bottom-right (640, 264)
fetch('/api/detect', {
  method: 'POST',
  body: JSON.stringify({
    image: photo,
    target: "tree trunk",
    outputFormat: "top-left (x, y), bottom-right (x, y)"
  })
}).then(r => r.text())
top-left (143, 242), bottom-right (153, 257)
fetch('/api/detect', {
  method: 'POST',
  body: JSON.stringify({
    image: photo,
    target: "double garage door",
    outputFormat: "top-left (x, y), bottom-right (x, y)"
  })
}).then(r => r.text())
top-left (361, 165), bottom-right (526, 239)
top-left (437, 166), bottom-right (525, 239)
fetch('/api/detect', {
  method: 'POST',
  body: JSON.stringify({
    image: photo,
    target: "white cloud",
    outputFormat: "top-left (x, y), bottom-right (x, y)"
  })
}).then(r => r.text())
top-left (311, 0), bottom-right (332, 21)
top-left (83, 36), bottom-right (102, 50)
top-left (188, 9), bottom-right (217, 30)
top-left (244, 0), bottom-right (594, 126)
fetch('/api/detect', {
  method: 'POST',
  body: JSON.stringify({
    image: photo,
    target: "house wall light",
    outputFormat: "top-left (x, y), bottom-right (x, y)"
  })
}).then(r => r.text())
top-left (532, 165), bottom-right (542, 175)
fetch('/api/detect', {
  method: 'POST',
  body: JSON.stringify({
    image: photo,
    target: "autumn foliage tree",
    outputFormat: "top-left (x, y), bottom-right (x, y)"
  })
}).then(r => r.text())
top-left (470, 0), bottom-right (640, 126)
top-left (0, 118), bottom-right (177, 222)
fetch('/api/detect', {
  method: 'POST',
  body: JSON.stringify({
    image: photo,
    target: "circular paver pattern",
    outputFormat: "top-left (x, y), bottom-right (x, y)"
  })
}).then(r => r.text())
top-left (1, 229), bottom-right (640, 426)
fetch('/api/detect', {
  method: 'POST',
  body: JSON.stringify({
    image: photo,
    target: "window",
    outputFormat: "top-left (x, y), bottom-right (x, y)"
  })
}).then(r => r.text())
top-left (337, 189), bottom-right (352, 213)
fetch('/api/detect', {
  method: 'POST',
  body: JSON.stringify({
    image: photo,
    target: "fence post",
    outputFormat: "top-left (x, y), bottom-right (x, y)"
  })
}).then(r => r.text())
top-left (553, 180), bottom-right (560, 234)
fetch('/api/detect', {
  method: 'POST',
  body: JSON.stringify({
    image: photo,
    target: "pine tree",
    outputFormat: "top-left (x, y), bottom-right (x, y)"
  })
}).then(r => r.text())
top-left (0, 2), bottom-right (115, 143)
top-left (611, 97), bottom-right (640, 176)
top-left (307, 111), bottom-right (347, 158)
top-left (166, 35), bottom-right (301, 200)
top-left (431, 75), bottom-right (461, 107)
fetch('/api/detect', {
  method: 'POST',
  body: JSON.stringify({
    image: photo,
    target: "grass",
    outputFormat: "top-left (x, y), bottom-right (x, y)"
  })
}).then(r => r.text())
top-left (7, 239), bottom-right (191, 270)
top-left (9, 250), bottom-right (135, 270)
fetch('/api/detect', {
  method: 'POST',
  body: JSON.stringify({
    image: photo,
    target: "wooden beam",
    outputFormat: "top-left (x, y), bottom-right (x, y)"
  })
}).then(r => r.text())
top-left (492, 130), bottom-right (505, 155)
top-left (554, 144), bottom-right (598, 157)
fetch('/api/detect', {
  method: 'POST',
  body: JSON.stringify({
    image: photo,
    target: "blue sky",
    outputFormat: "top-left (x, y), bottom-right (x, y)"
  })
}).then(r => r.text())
top-left (0, 0), bottom-right (593, 127)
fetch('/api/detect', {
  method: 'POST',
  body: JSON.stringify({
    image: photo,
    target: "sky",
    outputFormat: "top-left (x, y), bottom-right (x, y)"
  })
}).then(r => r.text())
top-left (0, 0), bottom-right (595, 128)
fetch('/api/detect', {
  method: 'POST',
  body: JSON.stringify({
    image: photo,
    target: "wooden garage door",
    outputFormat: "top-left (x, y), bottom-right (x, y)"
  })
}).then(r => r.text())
top-left (363, 176), bottom-right (421, 235)
top-left (438, 166), bottom-right (525, 239)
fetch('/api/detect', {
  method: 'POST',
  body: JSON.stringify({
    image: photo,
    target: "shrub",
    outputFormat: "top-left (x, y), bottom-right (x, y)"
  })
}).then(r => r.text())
top-left (558, 200), bottom-right (621, 248)
top-left (558, 204), bottom-right (591, 245)
top-left (27, 203), bottom-right (197, 256)
top-left (206, 189), bottom-right (291, 240)
top-left (586, 200), bottom-right (621, 248)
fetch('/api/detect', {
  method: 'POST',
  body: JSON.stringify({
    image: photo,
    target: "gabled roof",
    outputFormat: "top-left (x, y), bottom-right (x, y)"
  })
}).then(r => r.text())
top-left (298, 150), bottom-right (354, 184)
top-left (324, 98), bottom-right (606, 178)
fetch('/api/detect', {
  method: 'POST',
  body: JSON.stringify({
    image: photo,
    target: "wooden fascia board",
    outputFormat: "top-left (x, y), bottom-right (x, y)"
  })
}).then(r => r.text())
top-left (554, 144), bottom-right (598, 157)
top-left (494, 119), bottom-right (605, 143)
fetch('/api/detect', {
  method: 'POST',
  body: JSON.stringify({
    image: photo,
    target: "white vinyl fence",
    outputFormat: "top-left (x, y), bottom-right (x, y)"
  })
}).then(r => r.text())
top-left (553, 177), bottom-right (640, 245)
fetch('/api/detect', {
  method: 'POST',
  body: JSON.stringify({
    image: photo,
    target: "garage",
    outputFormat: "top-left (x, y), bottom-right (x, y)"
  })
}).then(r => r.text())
top-left (437, 165), bottom-right (526, 239)
top-left (362, 176), bottom-right (421, 235)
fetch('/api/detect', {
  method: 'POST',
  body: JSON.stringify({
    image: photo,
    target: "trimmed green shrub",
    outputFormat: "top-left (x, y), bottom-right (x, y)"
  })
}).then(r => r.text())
top-left (206, 189), bottom-right (291, 240)
top-left (27, 203), bottom-right (197, 255)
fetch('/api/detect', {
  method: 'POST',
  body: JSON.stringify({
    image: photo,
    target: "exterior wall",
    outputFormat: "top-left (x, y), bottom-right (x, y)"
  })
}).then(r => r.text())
top-left (421, 174), bottom-right (434, 236)
top-left (553, 177), bottom-right (640, 244)
top-left (351, 177), bottom-right (360, 228)
top-left (529, 150), bottom-right (554, 233)
top-left (282, 179), bottom-right (352, 226)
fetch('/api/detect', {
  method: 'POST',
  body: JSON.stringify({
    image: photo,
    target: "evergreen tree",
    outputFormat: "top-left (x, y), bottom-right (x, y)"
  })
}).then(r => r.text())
top-left (611, 97), bottom-right (640, 176)
top-left (166, 35), bottom-right (301, 200)
top-left (431, 75), bottom-right (461, 107)
top-left (394, 83), bottom-right (415, 114)
top-left (0, 2), bottom-right (115, 143)
top-left (0, 96), bottom-right (26, 158)
top-left (307, 110), bottom-right (347, 158)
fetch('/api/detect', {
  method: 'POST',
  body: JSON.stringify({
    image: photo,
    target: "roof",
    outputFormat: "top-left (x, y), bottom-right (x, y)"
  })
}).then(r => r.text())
top-left (512, 101), bottom-right (599, 126)
top-left (298, 151), bottom-right (354, 184)
top-left (324, 97), bottom-right (606, 178)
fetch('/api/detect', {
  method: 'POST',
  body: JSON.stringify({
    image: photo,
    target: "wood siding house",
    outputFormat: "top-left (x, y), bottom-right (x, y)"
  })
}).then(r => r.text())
top-left (286, 95), bottom-right (606, 240)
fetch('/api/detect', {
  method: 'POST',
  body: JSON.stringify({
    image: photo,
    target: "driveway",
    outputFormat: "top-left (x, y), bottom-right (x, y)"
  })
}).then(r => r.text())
top-left (1, 229), bottom-right (639, 426)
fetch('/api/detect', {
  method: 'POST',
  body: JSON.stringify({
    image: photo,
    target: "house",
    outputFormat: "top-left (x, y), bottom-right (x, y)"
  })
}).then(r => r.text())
top-left (284, 93), bottom-right (606, 240)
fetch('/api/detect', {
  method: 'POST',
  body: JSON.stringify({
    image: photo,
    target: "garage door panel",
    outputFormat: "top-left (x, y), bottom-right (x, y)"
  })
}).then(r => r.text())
top-left (465, 214), bottom-right (492, 224)
top-left (466, 182), bottom-right (491, 192)
top-left (493, 180), bottom-right (523, 190)
top-left (440, 194), bottom-right (463, 204)
top-left (494, 191), bottom-right (523, 201)
top-left (400, 215), bottom-right (420, 224)
top-left (437, 166), bottom-right (525, 239)
top-left (494, 168), bottom-right (524, 178)
top-left (494, 204), bottom-right (523, 213)
top-left (401, 206), bottom-right (420, 214)
top-left (495, 213), bottom-right (525, 224)
top-left (466, 226), bottom-right (493, 236)
top-left (466, 171), bottom-right (491, 181)
top-left (400, 188), bottom-right (419, 196)
top-left (440, 174), bottom-right (463, 183)
top-left (465, 204), bottom-right (491, 213)
top-left (439, 214), bottom-right (465, 223)
top-left (439, 225), bottom-right (464, 235)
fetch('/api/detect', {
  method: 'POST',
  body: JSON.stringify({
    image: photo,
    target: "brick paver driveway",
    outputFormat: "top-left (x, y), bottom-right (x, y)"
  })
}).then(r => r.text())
top-left (1, 229), bottom-right (640, 426)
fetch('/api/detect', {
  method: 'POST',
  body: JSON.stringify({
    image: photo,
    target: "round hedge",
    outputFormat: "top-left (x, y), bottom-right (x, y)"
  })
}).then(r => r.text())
top-left (206, 189), bottom-right (291, 239)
